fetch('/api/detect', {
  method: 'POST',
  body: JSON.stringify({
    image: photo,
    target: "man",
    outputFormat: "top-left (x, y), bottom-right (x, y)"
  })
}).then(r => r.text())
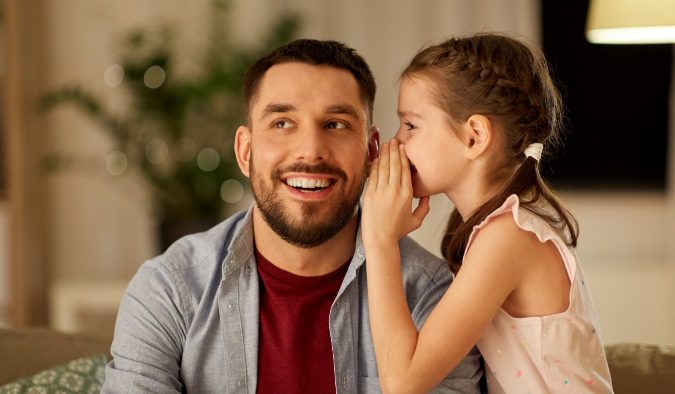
top-left (103, 39), bottom-right (482, 393)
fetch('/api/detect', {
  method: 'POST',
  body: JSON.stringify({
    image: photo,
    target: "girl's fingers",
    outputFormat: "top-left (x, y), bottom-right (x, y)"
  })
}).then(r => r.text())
top-left (399, 143), bottom-right (412, 188)
top-left (411, 196), bottom-right (431, 230)
top-left (367, 158), bottom-right (379, 192)
top-left (378, 141), bottom-right (390, 186)
top-left (388, 140), bottom-right (402, 186)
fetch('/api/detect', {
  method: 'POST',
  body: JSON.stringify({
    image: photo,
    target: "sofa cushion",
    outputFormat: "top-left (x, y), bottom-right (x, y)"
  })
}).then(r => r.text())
top-left (0, 353), bottom-right (107, 394)
top-left (606, 343), bottom-right (675, 393)
top-left (0, 327), bottom-right (111, 385)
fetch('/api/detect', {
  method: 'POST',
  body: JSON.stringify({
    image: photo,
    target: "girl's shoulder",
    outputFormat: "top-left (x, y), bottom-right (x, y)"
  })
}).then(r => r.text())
top-left (458, 196), bottom-right (550, 303)
top-left (465, 195), bottom-right (567, 253)
top-left (464, 195), bottom-right (566, 272)
top-left (466, 196), bottom-right (528, 247)
top-left (464, 195), bottom-right (573, 317)
top-left (465, 206), bottom-right (541, 262)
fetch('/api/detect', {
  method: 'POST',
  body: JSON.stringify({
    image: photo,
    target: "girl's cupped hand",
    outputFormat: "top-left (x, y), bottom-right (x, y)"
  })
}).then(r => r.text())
top-left (361, 139), bottom-right (430, 247)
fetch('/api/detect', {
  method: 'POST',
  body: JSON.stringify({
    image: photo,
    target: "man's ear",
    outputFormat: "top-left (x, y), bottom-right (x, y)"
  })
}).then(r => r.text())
top-left (234, 125), bottom-right (252, 177)
top-left (368, 126), bottom-right (380, 162)
top-left (463, 114), bottom-right (493, 160)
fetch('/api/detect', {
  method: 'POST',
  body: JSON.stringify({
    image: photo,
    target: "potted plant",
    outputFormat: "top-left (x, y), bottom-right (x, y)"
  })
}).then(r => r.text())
top-left (41, 2), bottom-right (300, 249)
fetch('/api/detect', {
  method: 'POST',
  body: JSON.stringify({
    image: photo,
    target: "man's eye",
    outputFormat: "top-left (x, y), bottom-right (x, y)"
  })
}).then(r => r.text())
top-left (326, 121), bottom-right (348, 129)
top-left (404, 122), bottom-right (416, 130)
top-left (273, 120), bottom-right (293, 129)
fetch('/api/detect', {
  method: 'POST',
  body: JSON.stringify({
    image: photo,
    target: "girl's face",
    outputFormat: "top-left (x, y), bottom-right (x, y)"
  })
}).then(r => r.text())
top-left (395, 76), bottom-right (468, 198)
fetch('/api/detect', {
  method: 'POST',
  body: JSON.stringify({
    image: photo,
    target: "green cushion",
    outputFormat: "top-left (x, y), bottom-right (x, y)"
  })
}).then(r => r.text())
top-left (0, 354), bottom-right (107, 394)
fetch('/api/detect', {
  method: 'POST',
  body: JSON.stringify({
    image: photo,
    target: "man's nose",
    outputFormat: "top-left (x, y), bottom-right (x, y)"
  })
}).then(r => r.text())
top-left (294, 127), bottom-right (329, 162)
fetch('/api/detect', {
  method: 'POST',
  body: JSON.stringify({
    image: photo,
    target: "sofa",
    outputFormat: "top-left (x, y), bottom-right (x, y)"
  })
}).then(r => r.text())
top-left (0, 327), bottom-right (674, 393)
top-left (0, 327), bottom-right (111, 390)
top-left (604, 343), bottom-right (675, 393)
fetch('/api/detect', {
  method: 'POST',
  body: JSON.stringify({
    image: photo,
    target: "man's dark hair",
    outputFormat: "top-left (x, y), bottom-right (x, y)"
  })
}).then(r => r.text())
top-left (243, 39), bottom-right (376, 124)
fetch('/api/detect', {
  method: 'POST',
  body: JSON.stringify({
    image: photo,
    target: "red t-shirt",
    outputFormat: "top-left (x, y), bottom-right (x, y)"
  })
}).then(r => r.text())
top-left (255, 250), bottom-right (349, 394)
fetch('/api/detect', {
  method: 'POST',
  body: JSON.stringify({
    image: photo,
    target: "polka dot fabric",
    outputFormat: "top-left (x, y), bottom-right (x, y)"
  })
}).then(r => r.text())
top-left (469, 195), bottom-right (613, 393)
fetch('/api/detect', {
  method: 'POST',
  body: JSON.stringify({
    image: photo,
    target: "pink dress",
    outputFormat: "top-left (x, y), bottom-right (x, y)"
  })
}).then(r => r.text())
top-left (467, 195), bottom-right (613, 393)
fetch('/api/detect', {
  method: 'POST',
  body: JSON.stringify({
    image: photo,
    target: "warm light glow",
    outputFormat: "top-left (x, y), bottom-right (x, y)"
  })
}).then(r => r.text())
top-left (106, 151), bottom-right (128, 175)
top-left (586, 0), bottom-right (675, 44)
top-left (145, 139), bottom-right (169, 164)
top-left (103, 64), bottom-right (124, 87)
top-left (196, 147), bottom-right (221, 172)
top-left (144, 65), bottom-right (166, 89)
top-left (588, 26), bottom-right (675, 44)
top-left (220, 179), bottom-right (244, 203)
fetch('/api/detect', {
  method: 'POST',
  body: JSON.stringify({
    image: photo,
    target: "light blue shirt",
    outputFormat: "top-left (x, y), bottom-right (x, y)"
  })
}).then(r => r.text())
top-left (103, 206), bottom-right (483, 393)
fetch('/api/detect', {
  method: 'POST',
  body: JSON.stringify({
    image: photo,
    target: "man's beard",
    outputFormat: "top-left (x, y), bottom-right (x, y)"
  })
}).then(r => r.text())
top-left (250, 152), bottom-right (368, 248)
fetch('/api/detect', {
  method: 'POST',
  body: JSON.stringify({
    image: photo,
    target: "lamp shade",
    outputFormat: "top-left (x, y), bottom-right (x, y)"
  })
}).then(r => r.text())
top-left (586, 0), bottom-right (675, 44)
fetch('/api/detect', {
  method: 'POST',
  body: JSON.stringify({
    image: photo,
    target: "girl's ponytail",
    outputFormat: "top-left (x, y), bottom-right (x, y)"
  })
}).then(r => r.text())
top-left (442, 155), bottom-right (578, 274)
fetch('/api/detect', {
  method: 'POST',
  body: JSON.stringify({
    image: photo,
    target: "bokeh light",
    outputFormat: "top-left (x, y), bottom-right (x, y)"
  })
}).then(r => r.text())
top-left (196, 147), bottom-right (220, 172)
top-left (106, 151), bottom-right (128, 175)
top-left (103, 64), bottom-right (124, 87)
top-left (143, 65), bottom-right (166, 89)
top-left (145, 139), bottom-right (169, 164)
top-left (220, 179), bottom-right (244, 203)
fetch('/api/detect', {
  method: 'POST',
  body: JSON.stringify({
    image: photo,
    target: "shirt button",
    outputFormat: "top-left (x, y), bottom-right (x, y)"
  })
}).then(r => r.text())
top-left (228, 304), bottom-right (233, 310)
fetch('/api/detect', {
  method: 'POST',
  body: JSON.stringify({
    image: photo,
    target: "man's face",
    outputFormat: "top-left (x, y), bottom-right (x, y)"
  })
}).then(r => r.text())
top-left (235, 62), bottom-right (378, 248)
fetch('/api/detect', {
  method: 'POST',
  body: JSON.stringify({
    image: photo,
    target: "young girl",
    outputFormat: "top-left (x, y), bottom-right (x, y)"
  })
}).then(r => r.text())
top-left (362, 34), bottom-right (613, 393)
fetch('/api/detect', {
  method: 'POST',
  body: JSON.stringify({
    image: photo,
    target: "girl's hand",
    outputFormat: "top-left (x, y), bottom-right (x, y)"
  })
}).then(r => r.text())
top-left (362, 139), bottom-right (430, 247)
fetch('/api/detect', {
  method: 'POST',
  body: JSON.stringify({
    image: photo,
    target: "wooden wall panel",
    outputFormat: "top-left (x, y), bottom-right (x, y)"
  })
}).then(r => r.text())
top-left (4, 0), bottom-right (50, 325)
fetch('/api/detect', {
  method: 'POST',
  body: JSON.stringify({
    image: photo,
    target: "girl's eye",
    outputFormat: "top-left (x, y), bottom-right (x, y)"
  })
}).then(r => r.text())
top-left (273, 120), bottom-right (294, 129)
top-left (326, 120), bottom-right (348, 129)
top-left (404, 122), bottom-right (417, 131)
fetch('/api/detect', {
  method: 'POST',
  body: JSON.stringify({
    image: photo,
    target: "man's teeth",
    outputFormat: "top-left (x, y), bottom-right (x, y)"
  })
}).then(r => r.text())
top-left (285, 178), bottom-right (331, 189)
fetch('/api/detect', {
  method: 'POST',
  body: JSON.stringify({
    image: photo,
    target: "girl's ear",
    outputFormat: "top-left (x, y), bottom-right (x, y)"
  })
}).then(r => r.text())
top-left (463, 114), bottom-right (493, 160)
top-left (234, 125), bottom-right (252, 177)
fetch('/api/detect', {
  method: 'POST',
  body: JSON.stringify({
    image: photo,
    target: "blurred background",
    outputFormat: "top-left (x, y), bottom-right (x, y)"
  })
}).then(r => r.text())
top-left (0, 0), bottom-right (673, 348)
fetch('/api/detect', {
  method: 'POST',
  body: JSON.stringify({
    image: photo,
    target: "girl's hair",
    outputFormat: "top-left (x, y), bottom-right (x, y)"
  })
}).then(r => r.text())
top-left (402, 33), bottom-right (578, 274)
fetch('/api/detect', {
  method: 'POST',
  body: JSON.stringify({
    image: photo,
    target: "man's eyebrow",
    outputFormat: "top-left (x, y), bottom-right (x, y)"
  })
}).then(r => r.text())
top-left (326, 104), bottom-right (362, 121)
top-left (262, 103), bottom-right (296, 118)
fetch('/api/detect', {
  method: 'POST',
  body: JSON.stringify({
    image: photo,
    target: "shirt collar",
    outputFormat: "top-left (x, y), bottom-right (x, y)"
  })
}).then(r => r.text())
top-left (221, 205), bottom-right (367, 279)
top-left (221, 205), bottom-right (256, 279)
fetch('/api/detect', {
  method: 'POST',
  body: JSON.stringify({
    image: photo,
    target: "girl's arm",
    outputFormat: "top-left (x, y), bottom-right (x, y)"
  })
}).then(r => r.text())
top-left (362, 141), bottom-right (525, 394)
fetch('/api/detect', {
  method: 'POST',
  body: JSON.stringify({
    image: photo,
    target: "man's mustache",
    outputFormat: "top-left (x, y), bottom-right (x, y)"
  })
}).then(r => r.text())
top-left (273, 162), bottom-right (347, 182)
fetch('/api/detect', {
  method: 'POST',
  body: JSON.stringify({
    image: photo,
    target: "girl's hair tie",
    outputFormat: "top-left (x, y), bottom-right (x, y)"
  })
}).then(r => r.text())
top-left (524, 143), bottom-right (543, 162)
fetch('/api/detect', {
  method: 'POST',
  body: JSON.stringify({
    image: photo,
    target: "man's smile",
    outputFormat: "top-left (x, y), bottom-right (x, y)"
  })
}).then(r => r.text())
top-left (281, 174), bottom-right (337, 199)
top-left (284, 176), bottom-right (334, 192)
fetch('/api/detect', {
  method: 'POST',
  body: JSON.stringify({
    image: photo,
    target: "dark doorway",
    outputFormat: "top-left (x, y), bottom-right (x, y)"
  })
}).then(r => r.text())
top-left (540, 0), bottom-right (672, 191)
